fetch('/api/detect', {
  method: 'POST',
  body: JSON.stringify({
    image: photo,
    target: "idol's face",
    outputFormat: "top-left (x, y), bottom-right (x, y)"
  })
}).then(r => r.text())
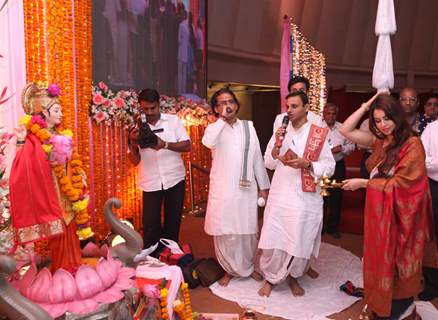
top-left (373, 108), bottom-right (396, 137)
top-left (44, 103), bottom-right (63, 127)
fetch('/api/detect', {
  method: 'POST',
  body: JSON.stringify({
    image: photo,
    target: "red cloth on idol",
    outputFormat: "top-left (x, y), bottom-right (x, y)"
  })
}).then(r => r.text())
top-left (9, 134), bottom-right (65, 244)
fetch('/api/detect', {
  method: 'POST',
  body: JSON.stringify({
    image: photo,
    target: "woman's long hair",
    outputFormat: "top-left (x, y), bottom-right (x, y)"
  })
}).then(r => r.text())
top-left (368, 94), bottom-right (414, 176)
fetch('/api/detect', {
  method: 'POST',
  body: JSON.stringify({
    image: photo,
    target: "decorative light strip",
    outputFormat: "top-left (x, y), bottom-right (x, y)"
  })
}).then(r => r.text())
top-left (289, 19), bottom-right (327, 115)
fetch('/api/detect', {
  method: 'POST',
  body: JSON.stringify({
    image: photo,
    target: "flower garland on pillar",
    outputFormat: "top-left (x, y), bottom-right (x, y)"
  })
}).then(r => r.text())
top-left (23, 0), bottom-right (92, 241)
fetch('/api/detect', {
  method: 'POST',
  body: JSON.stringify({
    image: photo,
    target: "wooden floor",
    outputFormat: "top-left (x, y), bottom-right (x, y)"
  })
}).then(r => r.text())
top-left (179, 215), bottom-right (438, 319)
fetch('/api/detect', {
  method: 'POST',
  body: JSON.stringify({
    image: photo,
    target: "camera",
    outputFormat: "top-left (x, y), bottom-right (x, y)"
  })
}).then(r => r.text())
top-left (138, 113), bottom-right (158, 149)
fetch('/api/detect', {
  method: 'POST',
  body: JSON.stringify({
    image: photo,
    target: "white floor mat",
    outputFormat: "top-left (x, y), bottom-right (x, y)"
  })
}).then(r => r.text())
top-left (210, 243), bottom-right (363, 320)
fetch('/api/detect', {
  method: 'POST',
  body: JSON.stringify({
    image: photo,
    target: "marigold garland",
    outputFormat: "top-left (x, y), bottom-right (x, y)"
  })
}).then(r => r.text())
top-left (21, 115), bottom-right (93, 240)
top-left (160, 288), bottom-right (169, 320)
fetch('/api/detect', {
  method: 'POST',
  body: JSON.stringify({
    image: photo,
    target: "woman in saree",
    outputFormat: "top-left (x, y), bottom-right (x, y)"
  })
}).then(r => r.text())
top-left (339, 93), bottom-right (435, 319)
top-left (9, 83), bottom-right (93, 272)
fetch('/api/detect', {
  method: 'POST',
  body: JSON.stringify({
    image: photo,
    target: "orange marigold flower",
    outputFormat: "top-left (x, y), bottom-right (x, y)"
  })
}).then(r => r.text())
top-left (71, 176), bottom-right (82, 182)
top-left (73, 182), bottom-right (83, 189)
top-left (59, 177), bottom-right (70, 185)
top-left (75, 217), bottom-right (89, 225)
top-left (71, 160), bottom-right (83, 167)
top-left (30, 124), bottom-right (41, 133)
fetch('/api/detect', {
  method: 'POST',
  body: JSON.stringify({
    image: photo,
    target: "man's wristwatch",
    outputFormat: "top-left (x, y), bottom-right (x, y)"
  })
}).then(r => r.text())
top-left (306, 161), bottom-right (312, 169)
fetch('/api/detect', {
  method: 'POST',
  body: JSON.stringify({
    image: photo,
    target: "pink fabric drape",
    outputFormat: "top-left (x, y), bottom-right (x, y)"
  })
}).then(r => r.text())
top-left (279, 18), bottom-right (291, 113)
top-left (0, 0), bottom-right (26, 179)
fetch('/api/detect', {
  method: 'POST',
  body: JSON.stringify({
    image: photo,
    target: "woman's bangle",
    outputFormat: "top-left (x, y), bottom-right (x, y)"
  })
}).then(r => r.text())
top-left (16, 140), bottom-right (25, 145)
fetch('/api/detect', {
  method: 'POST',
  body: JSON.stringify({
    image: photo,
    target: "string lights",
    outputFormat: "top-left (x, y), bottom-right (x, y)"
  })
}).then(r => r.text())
top-left (289, 20), bottom-right (327, 114)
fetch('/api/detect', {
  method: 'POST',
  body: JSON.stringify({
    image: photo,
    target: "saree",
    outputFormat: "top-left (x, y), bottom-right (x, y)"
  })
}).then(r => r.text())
top-left (364, 136), bottom-right (435, 317)
top-left (10, 134), bottom-right (82, 272)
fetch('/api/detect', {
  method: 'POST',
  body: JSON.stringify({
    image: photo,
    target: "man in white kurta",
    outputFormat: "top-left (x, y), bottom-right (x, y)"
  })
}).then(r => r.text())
top-left (258, 91), bottom-right (335, 297)
top-left (202, 88), bottom-right (270, 286)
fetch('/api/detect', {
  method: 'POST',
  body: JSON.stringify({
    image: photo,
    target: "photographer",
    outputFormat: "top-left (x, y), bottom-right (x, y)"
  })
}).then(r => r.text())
top-left (128, 88), bottom-right (190, 249)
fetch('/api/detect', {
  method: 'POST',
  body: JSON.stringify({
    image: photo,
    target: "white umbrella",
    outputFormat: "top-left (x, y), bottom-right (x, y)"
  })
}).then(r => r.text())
top-left (372, 0), bottom-right (397, 92)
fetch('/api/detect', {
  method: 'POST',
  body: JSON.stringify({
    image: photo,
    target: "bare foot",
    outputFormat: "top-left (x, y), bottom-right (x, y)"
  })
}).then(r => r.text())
top-left (250, 270), bottom-right (263, 282)
top-left (307, 267), bottom-right (319, 279)
top-left (218, 273), bottom-right (233, 286)
top-left (258, 281), bottom-right (273, 297)
top-left (288, 276), bottom-right (305, 296)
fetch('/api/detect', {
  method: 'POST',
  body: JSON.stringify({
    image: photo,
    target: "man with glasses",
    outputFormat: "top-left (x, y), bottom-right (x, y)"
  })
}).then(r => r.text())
top-left (399, 87), bottom-right (420, 133)
top-left (202, 88), bottom-right (270, 286)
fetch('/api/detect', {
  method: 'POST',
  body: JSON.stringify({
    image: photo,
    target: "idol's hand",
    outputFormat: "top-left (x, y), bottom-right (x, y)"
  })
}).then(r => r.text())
top-left (14, 125), bottom-right (27, 141)
top-left (342, 178), bottom-right (368, 191)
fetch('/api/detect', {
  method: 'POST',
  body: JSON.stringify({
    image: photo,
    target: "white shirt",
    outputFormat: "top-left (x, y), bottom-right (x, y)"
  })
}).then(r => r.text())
top-left (202, 119), bottom-right (270, 236)
top-left (259, 122), bottom-right (335, 258)
top-left (264, 111), bottom-right (322, 170)
top-left (320, 121), bottom-right (355, 162)
top-left (421, 120), bottom-right (438, 182)
top-left (138, 113), bottom-right (189, 192)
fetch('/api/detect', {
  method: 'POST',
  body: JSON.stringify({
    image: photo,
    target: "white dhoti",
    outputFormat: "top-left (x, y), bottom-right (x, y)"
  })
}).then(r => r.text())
top-left (214, 234), bottom-right (258, 277)
top-left (259, 121), bottom-right (336, 285)
top-left (259, 248), bottom-right (311, 284)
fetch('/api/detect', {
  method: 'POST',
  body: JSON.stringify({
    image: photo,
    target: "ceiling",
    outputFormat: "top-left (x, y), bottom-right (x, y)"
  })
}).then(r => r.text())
top-left (207, 0), bottom-right (438, 91)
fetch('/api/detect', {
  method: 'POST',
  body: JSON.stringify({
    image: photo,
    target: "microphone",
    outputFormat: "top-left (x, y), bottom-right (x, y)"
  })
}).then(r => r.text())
top-left (275, 115), bottom-right (289, 149)
top-left (280, 115), bottom-right (289, 140)
top-left (226, 106), bottom-right (233, 114)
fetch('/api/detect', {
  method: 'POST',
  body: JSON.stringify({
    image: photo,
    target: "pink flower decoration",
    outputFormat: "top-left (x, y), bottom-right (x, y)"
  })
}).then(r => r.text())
top-left (98, 81), bottom-right (108, 91)
top-left (47, 84), bottom-right (61, 97)
top-left (93, 94), bottom-right (104, 105)
top-left (141, 284), bottom-right (160, 299)
top-left (119, 90), bottom-right (126, 98)
top-left (114, 97), bottom-right (124, 108)
top-left (31, 115), bottom-right (47, 128)
top-left (49, 134), bottom-right (73, 165)
top-left (103, 99), bottom-right (110, 107)
top-left (95, 111), bottom-right (106, 124)
top-left (13, 255), bottom-right (135, 318)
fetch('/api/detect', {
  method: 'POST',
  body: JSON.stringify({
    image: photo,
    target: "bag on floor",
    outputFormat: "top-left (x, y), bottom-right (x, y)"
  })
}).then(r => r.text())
top-left (182, 258), bottom-right (203, 289)
top-left (194, 258), bottom-right (224, 287)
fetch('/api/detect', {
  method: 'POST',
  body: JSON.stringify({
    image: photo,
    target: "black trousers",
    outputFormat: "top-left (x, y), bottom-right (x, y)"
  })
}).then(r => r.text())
top-left (325, 159), bottom-right (346, 233)
top-left (430, 178), bottom-right (438, 247)
top-left (142, 180), bottom-right (185, 248)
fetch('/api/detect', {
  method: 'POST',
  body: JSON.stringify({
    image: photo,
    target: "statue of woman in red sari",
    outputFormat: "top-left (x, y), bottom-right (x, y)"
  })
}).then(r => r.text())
top-left (339, 93), bottom-right (437, 319)
top-left (9, 83), bottom-right (93, 272)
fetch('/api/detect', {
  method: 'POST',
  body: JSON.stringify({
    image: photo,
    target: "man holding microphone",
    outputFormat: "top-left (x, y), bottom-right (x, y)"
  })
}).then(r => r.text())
top-left (202, 87), bottom-right (270, 286)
